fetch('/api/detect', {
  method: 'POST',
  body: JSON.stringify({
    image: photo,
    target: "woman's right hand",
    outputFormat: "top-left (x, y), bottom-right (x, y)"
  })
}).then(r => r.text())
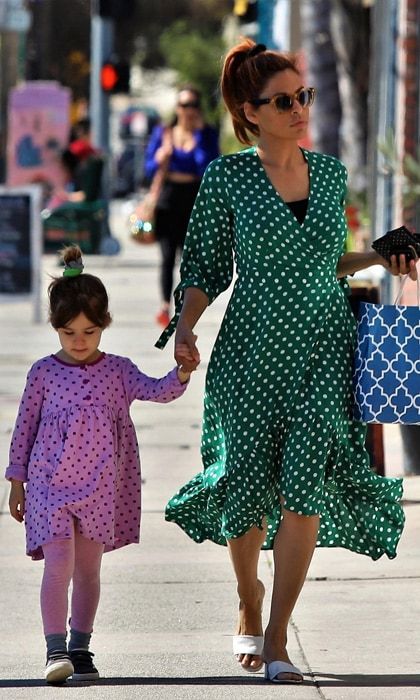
top-left (156, 128), bottom-right (173, 164)
top-left (175, 320), bottom-right (201, 372)
top-left (9, 479), bottom-right (25, 523)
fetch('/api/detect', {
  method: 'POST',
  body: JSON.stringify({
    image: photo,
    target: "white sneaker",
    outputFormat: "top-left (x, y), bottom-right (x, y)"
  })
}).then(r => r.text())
top-left (45, 652), bottom-right (74, 684)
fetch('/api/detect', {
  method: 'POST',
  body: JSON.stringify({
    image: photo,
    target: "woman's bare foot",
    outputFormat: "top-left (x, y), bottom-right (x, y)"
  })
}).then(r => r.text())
top-left (263, 631), bottom-right (303, 682)
top-left (235, 579), bottom-right (265, 671)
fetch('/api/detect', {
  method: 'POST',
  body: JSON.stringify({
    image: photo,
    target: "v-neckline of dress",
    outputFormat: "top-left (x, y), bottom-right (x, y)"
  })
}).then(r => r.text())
top-left (253, 146), bottom-right (312, 227)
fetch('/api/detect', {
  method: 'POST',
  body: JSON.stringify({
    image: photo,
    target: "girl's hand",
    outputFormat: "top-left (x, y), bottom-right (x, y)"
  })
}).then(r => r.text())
top-left (177, 366), bottom-right (192, 384)
top-left (175, 322), bottom-right (200, 373)
top-left (9, 480), bottom-right (25, 522)
top-left (388, 253), bottom-right (418, 281)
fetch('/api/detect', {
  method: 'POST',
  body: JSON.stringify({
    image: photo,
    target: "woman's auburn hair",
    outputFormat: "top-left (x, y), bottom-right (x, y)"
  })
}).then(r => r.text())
top-left (221, 38), bottom-right (300, 145)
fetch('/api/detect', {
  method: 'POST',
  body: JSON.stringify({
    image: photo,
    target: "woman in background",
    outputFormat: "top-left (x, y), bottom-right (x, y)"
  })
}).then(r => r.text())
top-left (144, 86), bottom-right (219, 327)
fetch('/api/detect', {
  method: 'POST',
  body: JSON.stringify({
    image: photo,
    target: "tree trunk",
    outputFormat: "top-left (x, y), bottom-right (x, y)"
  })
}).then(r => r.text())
top-left (329, 0), bottom-right (370, 192)
top-left (299, 0), bottom-right (341, 157)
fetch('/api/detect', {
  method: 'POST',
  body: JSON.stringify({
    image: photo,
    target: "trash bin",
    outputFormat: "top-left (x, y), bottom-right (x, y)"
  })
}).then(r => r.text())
top-left (42, 156), bottom-right (107, 254)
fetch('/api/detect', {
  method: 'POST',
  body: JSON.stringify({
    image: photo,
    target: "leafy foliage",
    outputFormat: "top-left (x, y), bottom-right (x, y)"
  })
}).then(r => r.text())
top-left (117, 0), bottom-right (230, 68)
top-left (159, 20), bottom-right (225, 125)
top-left (378, 129), bottom-right (420, 207)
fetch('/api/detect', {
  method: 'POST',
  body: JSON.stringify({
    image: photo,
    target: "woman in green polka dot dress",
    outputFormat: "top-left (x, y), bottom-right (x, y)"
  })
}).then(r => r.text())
top-left (156, 39), bottom-right (412, 684)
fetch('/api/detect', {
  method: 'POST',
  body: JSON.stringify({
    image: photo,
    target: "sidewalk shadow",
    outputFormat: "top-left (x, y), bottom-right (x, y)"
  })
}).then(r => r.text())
top-left (4, 674), bottom-right (418, 689)
top-left (0, 675), bottom-right (316, 688)
top-left (314, 672), bottom-right (420, 688)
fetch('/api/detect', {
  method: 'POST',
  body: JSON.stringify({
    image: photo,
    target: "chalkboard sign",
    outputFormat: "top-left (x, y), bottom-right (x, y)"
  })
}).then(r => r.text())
top-left (0, 192), bottom-right (32, 293)
top-left (0, 186), bottom-right (42, 321)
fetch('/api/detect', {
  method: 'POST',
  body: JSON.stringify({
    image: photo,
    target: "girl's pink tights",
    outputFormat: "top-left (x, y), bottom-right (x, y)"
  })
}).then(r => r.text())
top-left (41, 526), bottom-right (104, 635)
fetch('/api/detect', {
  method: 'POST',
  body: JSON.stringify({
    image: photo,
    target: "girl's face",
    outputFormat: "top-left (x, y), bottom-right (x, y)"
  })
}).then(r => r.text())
top-left (56, 312), bottom-right (103, 364)
top-left (244, 69), bottom-right (311, 142)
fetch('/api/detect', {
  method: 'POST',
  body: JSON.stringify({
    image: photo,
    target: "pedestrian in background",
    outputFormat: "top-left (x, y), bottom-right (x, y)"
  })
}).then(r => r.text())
top-left (69, 118), bottom-right (98, 163)
top-left (45, 148), bottom-right (85, 211)
top-left (157, 39), bottom-right (414, 684)
top-left (144, 86), bottom-right (219, 328)
top-left (5, 245), bottom-right (197, 684)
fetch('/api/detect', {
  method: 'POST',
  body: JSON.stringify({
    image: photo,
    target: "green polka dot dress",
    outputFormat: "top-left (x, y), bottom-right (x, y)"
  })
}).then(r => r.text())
top-left (156, 147), bottom-right (404, 560)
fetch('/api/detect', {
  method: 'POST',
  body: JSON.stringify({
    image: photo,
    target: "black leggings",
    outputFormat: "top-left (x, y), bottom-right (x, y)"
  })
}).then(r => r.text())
top-left (155, 180), bottom-right (200, 303)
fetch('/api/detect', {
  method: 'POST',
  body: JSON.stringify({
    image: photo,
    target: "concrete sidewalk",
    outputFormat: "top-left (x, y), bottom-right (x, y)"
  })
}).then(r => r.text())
top-left (0, 201), bottom-right (419, 699)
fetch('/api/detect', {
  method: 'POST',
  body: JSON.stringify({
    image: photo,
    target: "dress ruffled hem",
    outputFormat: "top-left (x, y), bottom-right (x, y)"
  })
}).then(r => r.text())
top-left (165, 466), bottom-right (405, 561)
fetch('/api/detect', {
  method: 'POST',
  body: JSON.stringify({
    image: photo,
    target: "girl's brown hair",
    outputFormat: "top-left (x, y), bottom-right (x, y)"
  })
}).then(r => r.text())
top-left (48, 245), bottom-right (112, 329)
top-left (221, 38), bottom-right (300, 145)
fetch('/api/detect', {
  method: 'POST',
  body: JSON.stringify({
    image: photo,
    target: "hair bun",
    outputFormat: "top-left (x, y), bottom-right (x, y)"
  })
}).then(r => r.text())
top-left (246, 43), bottom-right (266, 58)
top-left (61, 244), bottom-right (83, 265)
top-left (61, 245), bottom-right (84, 277)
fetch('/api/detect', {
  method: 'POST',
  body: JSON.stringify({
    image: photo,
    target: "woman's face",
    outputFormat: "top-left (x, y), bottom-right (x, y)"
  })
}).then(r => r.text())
top-left (176, 90), bottom-right (201, 127)
top-left (244, 69), bottom-right (311, 142)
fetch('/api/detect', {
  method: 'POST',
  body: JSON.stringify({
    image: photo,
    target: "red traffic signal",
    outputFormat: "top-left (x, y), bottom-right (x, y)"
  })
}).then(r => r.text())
top-left (100, 60), bottom-right (130, 94)
top-left (101, 62), bottom-right (118, 92)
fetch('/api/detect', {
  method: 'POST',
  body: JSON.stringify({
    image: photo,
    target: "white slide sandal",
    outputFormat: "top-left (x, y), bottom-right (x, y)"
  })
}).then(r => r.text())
top-left (232, 635), bottom-right (264, 672)
top-left (264, 660), bottom-right (303, 684)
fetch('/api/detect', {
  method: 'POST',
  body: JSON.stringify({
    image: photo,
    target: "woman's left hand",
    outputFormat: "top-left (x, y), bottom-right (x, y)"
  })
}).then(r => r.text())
top-left (175, 341), bottom-right (200, 372)
top-left (388, 254), bottom-right (418, 281)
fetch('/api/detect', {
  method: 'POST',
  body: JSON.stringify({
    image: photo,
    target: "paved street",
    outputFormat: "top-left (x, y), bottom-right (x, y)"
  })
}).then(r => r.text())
top-left (0, 201), bottom-right (419, 699)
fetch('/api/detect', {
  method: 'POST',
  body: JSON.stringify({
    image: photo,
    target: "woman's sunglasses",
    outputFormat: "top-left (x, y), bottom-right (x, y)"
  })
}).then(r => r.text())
top-left (249, 87), bottom-right (315, 113)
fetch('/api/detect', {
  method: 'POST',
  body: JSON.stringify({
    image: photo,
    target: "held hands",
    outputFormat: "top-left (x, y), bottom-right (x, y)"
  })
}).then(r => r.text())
top-left (175, 321), bottom-right (201, 378)
top-left (176, 340), bottom-right (201, 383)
top-left (9, 479), bottom-right (25, 523)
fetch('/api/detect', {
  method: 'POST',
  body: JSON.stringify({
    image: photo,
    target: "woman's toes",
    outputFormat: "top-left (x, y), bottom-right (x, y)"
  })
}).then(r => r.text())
top-left (241, 653), bottom-right (263, 671)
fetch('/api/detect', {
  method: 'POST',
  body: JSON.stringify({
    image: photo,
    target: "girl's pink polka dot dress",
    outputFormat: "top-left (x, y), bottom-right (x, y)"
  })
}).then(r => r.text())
top-left (5, 353), bottom-right (187, 560)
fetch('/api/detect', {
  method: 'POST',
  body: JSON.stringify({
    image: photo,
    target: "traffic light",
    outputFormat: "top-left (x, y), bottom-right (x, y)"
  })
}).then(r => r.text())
top-left (233, 0), bottom-right (258, 23)
top-left (99, 0), bottom-right (135, 20)
top-left (101, 60), bottom-right (130, 94)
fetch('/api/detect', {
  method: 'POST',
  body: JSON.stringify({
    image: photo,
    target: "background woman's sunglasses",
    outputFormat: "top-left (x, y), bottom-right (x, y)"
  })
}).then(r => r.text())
top-left (178, 101), bottom-right (200, 109)
top-left (250, 87), bottom-right (315, 113)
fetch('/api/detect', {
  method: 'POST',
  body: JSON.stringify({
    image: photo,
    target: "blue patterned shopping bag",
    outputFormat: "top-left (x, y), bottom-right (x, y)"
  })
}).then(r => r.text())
top-left (353, 278), bottom-right (420, 424)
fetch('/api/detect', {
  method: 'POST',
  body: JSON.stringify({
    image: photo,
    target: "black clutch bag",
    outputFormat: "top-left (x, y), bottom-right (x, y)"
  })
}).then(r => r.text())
top-left (371, 225), bottom-right (420, 264)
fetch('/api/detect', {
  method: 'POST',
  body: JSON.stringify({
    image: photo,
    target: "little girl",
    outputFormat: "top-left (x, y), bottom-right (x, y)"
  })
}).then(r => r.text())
top-left (5, 245), bottom-right (197, 684)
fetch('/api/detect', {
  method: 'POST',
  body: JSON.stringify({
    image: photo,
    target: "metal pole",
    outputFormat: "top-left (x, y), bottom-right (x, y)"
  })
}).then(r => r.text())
top-left (90, 1), bottom-right (115, 246)
top-left (30, 184), bottom-right (43, 324)
top-left (258, 0), bottom-right (275, 47)
top-left (90, 1), bottom-right (113, 153)
top-left (415, 4), bottom-right (420, 233)
top-left (368, 0), bottom-right (398, 304)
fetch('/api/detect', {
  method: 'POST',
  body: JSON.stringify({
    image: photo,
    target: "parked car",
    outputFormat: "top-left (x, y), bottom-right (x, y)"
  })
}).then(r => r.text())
top-left (112, 105), bottom-right (160, 197)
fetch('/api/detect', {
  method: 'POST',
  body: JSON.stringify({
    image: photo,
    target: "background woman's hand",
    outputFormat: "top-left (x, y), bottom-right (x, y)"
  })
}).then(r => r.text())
top-left (175, 321), bottom-right (201, 373)
top-left (9, 480), bottom-right (25, 522)
top-left (155, 128), bottom-right (173, 165)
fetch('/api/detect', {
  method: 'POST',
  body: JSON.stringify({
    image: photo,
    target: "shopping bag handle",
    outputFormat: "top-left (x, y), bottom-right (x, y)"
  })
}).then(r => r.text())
top-left (394, 273), bottom-right (420, 307)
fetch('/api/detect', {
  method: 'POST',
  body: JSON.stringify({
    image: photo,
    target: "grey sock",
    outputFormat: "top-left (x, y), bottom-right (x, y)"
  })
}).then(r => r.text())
top-left (68, 628), bottom-right (91, 652)
top-left (45, 633), bottom-right (67, 656)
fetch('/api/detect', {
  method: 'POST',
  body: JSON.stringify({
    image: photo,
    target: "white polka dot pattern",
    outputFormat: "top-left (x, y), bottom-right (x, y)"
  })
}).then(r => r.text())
top-left (161, 147), bottom-right (404, 561)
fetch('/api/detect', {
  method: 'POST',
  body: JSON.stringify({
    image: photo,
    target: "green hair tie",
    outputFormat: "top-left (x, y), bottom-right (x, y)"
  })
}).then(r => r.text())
top-left (63, 258), bottom-right (84, 277)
